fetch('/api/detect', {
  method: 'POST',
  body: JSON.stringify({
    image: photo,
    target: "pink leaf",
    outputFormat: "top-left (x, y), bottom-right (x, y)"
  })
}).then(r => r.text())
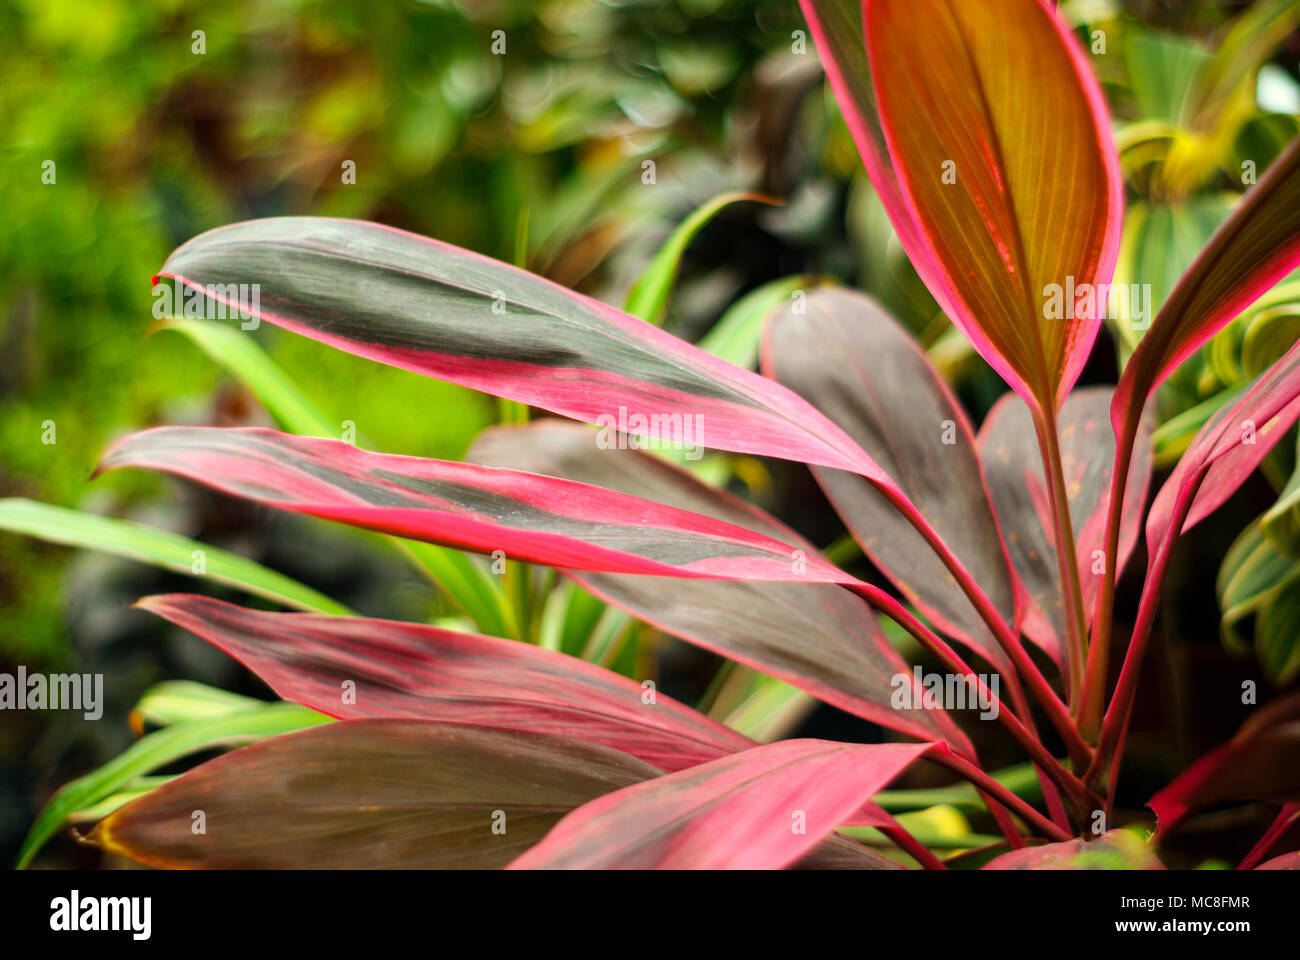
top-left (155, 217), bottom-right (884, 478)
top-left (1146, 339), bottom-right (1300, 556)
top-left (137, 593), bottom-right (752, 773)
top-left (97, 426), bottom-right (857, 585)
top-left (763, 289), bottom-right (1018, 668)
top-left (469, 418), bottom-right (976, 755)
top-left (507, 739), bottom-right (933, 869)
top-left (979, 388), bottom-right (1155, 669)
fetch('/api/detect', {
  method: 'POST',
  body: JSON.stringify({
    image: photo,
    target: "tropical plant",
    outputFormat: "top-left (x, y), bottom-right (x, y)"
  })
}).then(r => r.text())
top-left (13, 0), bottom-right (1300, 869)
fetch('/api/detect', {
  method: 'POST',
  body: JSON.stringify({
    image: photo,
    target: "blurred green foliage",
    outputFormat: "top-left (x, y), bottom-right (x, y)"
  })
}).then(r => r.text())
top-left (0, 0), bottom-right (810, 665)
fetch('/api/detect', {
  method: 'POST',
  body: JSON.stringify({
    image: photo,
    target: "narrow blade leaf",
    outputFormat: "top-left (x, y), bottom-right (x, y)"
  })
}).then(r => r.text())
top-left (1147, 339), bottom-right (1300, 554)
top-left (978, 388), bottom-right (1155, 666)
top-left (17, 702), bottom-right (329, 869)
top-left (155, 217), bottom-right (882, 477)
top-left (157, 317), bottom-right (337, 437)
top-left (0, 497), bottom-right (350, 616)
top-left (158, 319), bottom-right (513, 637)
top-left (89, 721), bottom-right (663, 869)
top-left (1114, 136), bottom-right (1300, 427)
top-left (624, 192), bottom-right (776, 324)
top-left (763, 289), bottom-right (1016, 665)
top-left (137, 593), bottom-right (753, 773)
top-left (507, 739), bottom-right (932, 869)
top-left (96, 427), bottom-right (855, 585)
top-left (861, 0), bottom-right (1122, 411)
top-left (469, 419), bottom-right (975, 755)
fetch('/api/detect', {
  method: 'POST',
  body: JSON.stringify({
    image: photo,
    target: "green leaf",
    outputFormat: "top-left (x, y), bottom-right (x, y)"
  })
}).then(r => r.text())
top-left (0, 498), bottom-right (351, 616)
top-left (159, 318), bottom-right (337, 437)
top-left (1242, 298), bottom-right (1300, 379)
top-left (623, 191), bottom-right (777, 324)
top-left (133, 680), bottom-right (267, 727)
top-left (840, 805), bottom-right (999, 851)
top-left (1189, 0), bottom-right (1300, 130)
top-left (1218, 518), bottom-right (1300, 684)
top-left (1110, 197), bottom-right (1233, 358)
top-left (394, 539), bottom-right (516, 640)
top-left (718, 673), bottom-right (816, 743)
top-left (16, 702), bottom-right (330, 868)
top-left (1261, 430), bottom-right (1300, 555)
top-left (695, 275), bottom-right (818, 369)
top-left (67, 778), bottom-right (176, 824)
top-left (871, 761), bottom-right (1044, 814)
top-left (1259, 585), bottom-right (1300, 685)
top-left (1151, 384), bottom-right (1246, 468)
top-left (1124, 28), bottom-right (1210, 126)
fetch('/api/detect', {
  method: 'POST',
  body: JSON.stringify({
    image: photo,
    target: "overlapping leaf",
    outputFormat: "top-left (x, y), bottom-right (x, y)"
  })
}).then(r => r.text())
top-left (97, 426), bottom-right (856, 584)
top-left (159, 318), bottom-right (514, 636)
top-left (508, 739), bottom-right (933, 869)
top-left (89, 720), bottom-right (663, 869)
top-left (0, 498), bottom-right (350, 616)
top-left (469, 419), bottom-right (974, 754)
top-left (1148, 691), bottom-right (1300, 837)
top-left (1146, 339), bottom-right (1300, 554)
top-left (17, 701), bottom-right (329, 869)
top-left (1113, 136), bottom-right (1300, 429)
top-left (137, 593), bottom-right (752, 773)
top-left (154, 216), bottom-right (881, 477)
top-left (624, 191), bottom-right (775, 324)
top-left (797, 0), bottom-right (936, 303)
top-left (1257, 851), bottom-right (1300, 870)
top-left (840, 0), bottom-right (1122, 412)
top-left (763, 289), bottom-right (1015, 665)
top-left (978, 388), bottom-right (1155, 666)
top-left (1217, 520), bottom-right (1300, 686)
top-left (982, 830), bottom-right (1164, 870)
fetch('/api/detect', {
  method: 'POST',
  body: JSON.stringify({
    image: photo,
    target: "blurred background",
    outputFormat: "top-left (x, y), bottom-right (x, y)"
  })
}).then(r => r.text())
top-left (2, 0), bottom-right (1299, 868)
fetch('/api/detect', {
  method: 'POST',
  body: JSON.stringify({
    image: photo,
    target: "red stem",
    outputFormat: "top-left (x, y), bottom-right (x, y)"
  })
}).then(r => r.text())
top-left (877, 486), bottom-right (1092, 768)
top-left (929, 749), bottom-right (1071, 842)
top-left (880, 824), bottom-right (950, 870)
top-left (979, 788), bottom-right (1028, 849)
top-left (1034, 404), bottom-right (1089, 711)
top-left (1004, 672), bottom-right (1073, 833)
top-left (1079, 412), bottom-right (1139, 741)
top-left (1237, 804), bottom-right (1300, 870)
top-left (848, 583), bottom-right (1096, 814)
top-left (1088, 466), bottom-right (1207, 785)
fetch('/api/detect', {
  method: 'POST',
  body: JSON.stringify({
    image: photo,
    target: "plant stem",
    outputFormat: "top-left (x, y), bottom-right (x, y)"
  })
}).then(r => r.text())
top-left (1079, 411), bottom-right (1140, 741)
top-left (876, 487), bottom-right (1092, 768)
top-left (849, 584), bottom-right (1098, 816)
top-left (1237, 804), bottom-right (1300, 870)
top-left (1002, 673), bottom-right (1073, 832)
top-left (1087, 466), bottom-right (1206, 787)
top-left (1034, 404), bottom-right (1089, 710)
top-left (930, 750), bottom-right (1071, 842)
top-left (879, 824), bottom-right (950, 869)
top-left (979, 788), bottom-right (1028, 849)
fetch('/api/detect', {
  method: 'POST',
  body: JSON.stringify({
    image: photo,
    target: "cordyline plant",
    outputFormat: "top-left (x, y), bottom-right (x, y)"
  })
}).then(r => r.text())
top-left (23, 0), bottom-right (1300, 870)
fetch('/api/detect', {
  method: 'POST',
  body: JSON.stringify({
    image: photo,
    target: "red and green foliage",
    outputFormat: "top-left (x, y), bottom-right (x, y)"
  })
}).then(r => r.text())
top-left (14, 0), bottom-right (1300, 869)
